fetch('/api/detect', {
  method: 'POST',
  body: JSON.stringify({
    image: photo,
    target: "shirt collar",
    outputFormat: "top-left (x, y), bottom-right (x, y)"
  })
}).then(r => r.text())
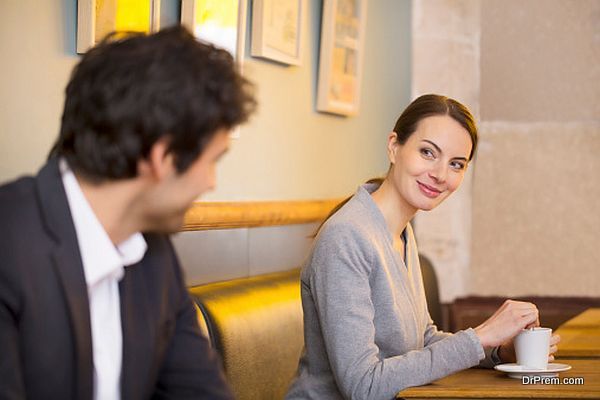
top-left (60, 159), bottom-right (147, 288)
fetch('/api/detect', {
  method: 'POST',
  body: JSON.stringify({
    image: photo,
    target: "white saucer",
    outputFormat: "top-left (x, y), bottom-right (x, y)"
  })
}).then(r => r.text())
top-left (494, 363), bottom-right (572, 379)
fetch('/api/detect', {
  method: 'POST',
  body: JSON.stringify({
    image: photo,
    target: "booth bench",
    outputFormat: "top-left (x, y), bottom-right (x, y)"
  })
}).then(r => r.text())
top-left (189, 268), bottom-right (303, 400)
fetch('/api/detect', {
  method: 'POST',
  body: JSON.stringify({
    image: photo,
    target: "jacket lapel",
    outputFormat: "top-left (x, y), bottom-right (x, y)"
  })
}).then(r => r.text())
top-left (36, 159), bottom-right (94, 400)
top-left (120, 261), bottom-right (154, 400)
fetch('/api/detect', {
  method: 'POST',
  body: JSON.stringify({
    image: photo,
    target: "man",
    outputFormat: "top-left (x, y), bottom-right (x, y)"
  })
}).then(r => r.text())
top-left (0, 26), bottom-right (255, 399)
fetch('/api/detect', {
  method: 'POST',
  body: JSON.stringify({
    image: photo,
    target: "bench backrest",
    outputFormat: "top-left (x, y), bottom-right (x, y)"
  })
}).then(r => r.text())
top-left (189, 268), bottom-right (303, 400)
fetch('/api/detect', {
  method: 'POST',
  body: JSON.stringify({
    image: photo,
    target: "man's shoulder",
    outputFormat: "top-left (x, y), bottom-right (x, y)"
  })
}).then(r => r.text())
top-left (0, 175), bottom-right (39, 220)
top-left (0, 174), bottom-right (36, 199)
top-left (0, 176), bottom-right (45, 282)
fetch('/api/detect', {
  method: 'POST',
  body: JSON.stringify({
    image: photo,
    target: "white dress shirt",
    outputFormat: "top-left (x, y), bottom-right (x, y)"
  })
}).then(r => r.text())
top-left (60, 160), bottom-right (147, 400)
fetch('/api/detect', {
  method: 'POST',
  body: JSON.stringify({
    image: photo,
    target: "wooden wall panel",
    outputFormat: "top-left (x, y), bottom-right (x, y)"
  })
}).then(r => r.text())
top-left (182, 199), bottom-right (343, 231)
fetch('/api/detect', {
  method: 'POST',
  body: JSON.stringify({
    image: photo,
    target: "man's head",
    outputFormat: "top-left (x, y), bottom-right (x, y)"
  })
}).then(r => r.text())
top-left (51, 26), bottom-right (256, 183)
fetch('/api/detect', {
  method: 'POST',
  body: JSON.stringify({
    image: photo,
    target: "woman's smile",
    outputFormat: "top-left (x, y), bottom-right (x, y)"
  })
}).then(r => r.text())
top-left (416, 180), bottom-right (443, 198)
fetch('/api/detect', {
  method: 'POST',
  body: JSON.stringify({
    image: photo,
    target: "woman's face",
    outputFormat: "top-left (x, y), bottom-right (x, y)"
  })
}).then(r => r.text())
top-left (388, 114), bottom-right (473, 212)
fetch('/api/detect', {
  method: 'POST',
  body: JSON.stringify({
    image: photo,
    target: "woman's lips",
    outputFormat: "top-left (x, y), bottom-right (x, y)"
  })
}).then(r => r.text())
top-left (417, 181), bottom-right (442, 198)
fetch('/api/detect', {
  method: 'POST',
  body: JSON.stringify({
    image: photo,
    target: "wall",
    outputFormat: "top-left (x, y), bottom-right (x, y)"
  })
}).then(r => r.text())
top-left (0, 0), bottom-right (181, 183)
top-left (411, 0), bottom-right (599, 301)
top-left (0, 0), bottom-right (411, 201)
top-left (0, 0), bottom-right (78, 182)
top-left (471, 0), bottom-right (600, 297)
top-left (0, 0), bottom-right (412, 285)
top-left (177, 0), bottom-right (413, 284)
top-left (206, 0), bottom-right (411, 201)
top-left (411, 0), bottom-right (481, 303)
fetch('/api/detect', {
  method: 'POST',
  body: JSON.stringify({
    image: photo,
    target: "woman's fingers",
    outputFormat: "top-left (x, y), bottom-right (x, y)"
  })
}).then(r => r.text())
top-left (549, 334), bottom-right (560, 358)
top-left (522, 309), bottom-right (539, 328)
top-left (475, 300), bottom-right (541, 348)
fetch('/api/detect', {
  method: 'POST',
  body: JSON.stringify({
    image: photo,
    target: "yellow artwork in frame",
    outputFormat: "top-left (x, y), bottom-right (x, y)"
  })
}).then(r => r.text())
top-left (77, 0), bottom-right (161, 54)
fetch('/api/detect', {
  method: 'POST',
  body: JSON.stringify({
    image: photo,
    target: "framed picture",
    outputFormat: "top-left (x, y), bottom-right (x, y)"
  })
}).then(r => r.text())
top-left (316, 0), bottom-right (367, 116)
top-left (77, 0), bottom-right (161, 54)
top-left (181, 0), bottom-right (247, 139)
top-left (181, 0), bottom-right (247, 65)
top-left (250, 0), bottom-right (305, 66)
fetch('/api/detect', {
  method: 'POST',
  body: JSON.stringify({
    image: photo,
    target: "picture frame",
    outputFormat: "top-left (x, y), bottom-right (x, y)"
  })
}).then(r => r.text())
top-left (316, 0), bottom-right (368, 116)
top-left (181, 0), bottom-right (247, 139)
top-left (181, 0), bottom-right (247, 66)
top-left (77, 0), bottom-right (161, 54)
top-left (250, 0), bottom-right (305, 66)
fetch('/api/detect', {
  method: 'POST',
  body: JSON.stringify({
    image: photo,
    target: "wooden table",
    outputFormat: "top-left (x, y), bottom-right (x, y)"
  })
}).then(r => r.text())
top-left (555, 328), bottom-right (600, 359)
top-left (397, 358), bottom-right (599, 399)
top-left (555, 308), bottom-right (600, 359)
top-left (558, 308), bottom-right (600, 330)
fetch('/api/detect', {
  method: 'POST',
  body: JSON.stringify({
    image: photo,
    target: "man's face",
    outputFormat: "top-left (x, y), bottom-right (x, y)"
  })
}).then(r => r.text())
top-left (144, 129), bottom-right (230, 233)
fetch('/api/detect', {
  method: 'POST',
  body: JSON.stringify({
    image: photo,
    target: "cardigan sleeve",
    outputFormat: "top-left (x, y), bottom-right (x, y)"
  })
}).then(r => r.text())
top-left (423, 318), bottom-right (500, 368)
top-left (308, 223), bottom-right (485, 400)
top-left (424, 318), bottom-right (452, 346)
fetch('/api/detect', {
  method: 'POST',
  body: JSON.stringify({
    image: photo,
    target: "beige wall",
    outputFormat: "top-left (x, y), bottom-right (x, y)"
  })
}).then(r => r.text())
top-left (182, 0), bottom-right (412, 283)
top-left (180, 0), bottom-right (413, 284)
top-left (411, 0), bottom-right (481, 302)
top-left (0, 0), bottom-right (411, 204)
top-left (205, 0), bottom-right (411, 201)
top-left (0, 1), bottom-right (412, 285)
top-left (471, 0), bottom-right (600, 297)
top-left (0, 0), bottom-right (78, 182)
top-left (472, 122), bottom-right (600, 296)
top-left (412, 0), bottom-right (599, 300)
top-left (479, 0), bottom-right (600, 123)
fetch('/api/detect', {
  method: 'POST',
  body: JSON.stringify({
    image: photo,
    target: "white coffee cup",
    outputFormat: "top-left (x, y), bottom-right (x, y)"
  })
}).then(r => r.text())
top-left (514, 327), bottom-right (552, 370)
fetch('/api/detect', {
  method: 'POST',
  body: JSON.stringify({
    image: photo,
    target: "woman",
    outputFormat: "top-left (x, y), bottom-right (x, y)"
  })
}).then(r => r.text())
top-left (286, 94), bottom-right (559, 400)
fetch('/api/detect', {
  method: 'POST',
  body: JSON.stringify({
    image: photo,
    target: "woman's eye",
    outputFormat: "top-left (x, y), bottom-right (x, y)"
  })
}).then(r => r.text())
top-left (450, 161), bottom-right (466, 170)
top-left (420, 148), bottom-right (434, 158)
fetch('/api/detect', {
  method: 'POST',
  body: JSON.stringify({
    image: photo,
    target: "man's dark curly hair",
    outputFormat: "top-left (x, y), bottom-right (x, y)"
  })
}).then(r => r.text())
top-left (50, 26), bottom-right (256, 181)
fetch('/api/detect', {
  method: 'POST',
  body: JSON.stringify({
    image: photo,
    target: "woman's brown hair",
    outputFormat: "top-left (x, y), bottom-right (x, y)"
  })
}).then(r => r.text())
top-left (393, 94), bottom-right (478, 161)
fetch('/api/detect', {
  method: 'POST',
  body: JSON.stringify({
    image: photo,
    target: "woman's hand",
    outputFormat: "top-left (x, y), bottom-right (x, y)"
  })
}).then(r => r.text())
top-left (474, 300), bottom-right (539, 348)
top-left (548, 334), bottom-right (561, 362)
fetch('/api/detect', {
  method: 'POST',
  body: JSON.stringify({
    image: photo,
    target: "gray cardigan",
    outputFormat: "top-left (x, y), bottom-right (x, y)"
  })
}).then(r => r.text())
top-left (286, 184), bottom-right (487, 400)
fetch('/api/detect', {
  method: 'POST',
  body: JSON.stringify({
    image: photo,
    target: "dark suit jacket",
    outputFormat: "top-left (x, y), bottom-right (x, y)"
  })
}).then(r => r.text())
top-left (0, 159), bottom-right (234, 400)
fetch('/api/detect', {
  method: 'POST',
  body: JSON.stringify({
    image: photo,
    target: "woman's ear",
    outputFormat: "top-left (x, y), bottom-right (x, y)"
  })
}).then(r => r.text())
top-left (387, 132), bottom-right (399, 164)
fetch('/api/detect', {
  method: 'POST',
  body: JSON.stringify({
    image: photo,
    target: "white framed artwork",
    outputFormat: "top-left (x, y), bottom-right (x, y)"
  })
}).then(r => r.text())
top-left (316, 0), bottom-right (368, 116)
top-left (181, 0), bottom-right (247, 66)
top-left (251, 0), bottom-right (305, 66)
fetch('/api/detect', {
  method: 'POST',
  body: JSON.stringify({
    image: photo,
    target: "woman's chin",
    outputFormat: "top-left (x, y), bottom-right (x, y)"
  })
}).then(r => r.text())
top-left (414, 198), bottom-right (442, 212)
top-left (419, 204), bottom-right (436, 212)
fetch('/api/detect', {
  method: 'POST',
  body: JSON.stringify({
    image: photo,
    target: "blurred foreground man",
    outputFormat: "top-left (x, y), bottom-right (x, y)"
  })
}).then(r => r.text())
top-left (0, 26), bottom-right (255, 399)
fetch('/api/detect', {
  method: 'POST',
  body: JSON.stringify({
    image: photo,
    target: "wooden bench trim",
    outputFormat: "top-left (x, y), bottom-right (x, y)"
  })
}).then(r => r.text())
top-left (181, 198), bottom-right (344, 231)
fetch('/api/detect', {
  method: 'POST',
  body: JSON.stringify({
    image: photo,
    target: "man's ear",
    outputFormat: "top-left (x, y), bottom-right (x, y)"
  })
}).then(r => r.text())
top-left (138, 137), bottom-right (174, 181)
top-left (387, 132), bottom-right (399, 165)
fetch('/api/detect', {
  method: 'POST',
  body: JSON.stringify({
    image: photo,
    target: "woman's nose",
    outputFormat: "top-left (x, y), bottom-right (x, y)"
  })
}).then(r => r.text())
top-left (429, 163), bottom-right (447, 183)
